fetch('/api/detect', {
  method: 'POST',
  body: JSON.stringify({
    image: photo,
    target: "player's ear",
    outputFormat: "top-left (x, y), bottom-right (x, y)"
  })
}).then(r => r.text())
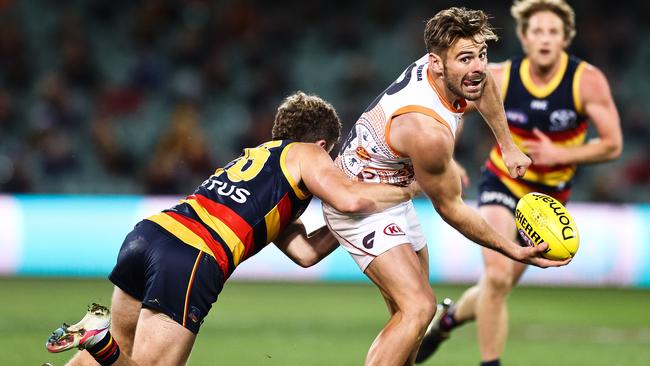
top-left (315, 139), bottom-right (328, 150)
top-left (428, 52), bottom-right (444, 75)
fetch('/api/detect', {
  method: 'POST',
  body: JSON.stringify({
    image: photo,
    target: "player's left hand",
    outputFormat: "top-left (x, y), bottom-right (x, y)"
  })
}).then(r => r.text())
top-left (500, 144), bottom-right (531, 178)
top-left (521, 128), bottom-right (564, 166)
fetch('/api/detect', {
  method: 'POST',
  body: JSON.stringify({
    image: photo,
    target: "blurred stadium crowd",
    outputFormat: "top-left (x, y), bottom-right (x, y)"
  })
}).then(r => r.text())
top-left (0, 0), bottom-right (648, 201)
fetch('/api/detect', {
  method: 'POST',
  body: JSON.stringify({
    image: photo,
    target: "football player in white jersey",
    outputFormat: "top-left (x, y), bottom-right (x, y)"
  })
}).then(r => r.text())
top-left (323, 7), bottom-right (570, 366)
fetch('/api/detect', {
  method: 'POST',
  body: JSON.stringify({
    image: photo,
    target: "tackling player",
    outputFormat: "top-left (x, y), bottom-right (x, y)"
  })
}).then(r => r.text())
top-left (45, 91), bottom-right (420, 366)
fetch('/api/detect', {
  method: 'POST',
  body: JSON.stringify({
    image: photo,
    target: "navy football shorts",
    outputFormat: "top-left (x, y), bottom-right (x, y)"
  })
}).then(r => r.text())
top-left (109, 220), bottom-right (224, 334)
top-left (477, 168), bottom-right (519, 212)
top-left (477, 168), bottom-right (526, 247)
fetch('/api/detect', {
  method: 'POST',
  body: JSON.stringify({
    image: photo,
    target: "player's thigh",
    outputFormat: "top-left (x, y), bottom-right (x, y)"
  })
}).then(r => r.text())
top-left (131, 308), bottom-right (196, 366)
top-left (365, 244), bottom-right (434, 309)
top-left (479, 204), bottom-right (526, 285)
top-left (110, 286), bottom-right (142, 356)
top-left (415, 245), bottom-right (429, 279)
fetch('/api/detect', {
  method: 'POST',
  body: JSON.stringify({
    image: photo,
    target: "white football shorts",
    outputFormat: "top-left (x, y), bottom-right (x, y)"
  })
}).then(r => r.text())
top-left (322, 201), bottom-right (427, 271)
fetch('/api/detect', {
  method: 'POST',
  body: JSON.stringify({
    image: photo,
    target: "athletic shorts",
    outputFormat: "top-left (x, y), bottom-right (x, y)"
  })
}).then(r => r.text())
top-left (109, 220), bottom-right (224, 334)
top-left (477, 168), bottom-right (519, 212)
top-left (323, 201), bottom-right (427, 271)
top-left (477, 168), bottom-right (572, 247)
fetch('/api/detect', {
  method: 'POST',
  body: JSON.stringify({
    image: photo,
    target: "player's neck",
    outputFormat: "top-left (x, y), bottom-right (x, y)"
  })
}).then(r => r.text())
top-left (527, 54), bottom-right (565, 86)
top-left (428, 68), bottom-right (462, 109)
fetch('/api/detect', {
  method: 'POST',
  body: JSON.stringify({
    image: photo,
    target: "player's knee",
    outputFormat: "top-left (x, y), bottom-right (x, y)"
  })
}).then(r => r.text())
top-left (403, 292), bottom-right (436, 329)
top-left (483, 267), bottom-right (515, 295)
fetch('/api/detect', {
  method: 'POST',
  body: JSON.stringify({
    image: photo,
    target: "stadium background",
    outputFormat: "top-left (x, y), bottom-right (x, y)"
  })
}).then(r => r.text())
top-left (0, 0), bottom-right (648, 365)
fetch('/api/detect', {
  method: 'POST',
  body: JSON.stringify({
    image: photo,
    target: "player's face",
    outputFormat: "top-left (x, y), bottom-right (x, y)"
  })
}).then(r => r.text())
top-left (442, 37), bottom-right (488, 101)
top-left (520, 11), bottom-right (567, 69)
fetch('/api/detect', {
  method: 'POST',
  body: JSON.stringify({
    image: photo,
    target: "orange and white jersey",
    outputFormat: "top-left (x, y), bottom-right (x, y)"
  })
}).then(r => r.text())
top-left (335, 54), bottom-right (467, 186)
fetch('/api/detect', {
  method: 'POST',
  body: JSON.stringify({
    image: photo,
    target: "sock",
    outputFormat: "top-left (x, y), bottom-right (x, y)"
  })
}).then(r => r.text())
top-left (440, 307), bottom-right (463, 331)
top-left (86, 331), bottom-right (121, 366)
top-left (480, 359), bottom-right (500, 366)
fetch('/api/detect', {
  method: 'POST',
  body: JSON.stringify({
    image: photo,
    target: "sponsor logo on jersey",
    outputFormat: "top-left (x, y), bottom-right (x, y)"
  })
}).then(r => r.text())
top-left (505, 109), bottom-right (528, 125)
top-left (201, 178), bottom-right (251, 203)
top-left (383, 223), bottom-right (405, 236)
top-left (416, 64), bottom-right (425, 81)
top-left (530, 99), bottom-right (548, 110)
top-left (549, 109), bottom-right (577, 131)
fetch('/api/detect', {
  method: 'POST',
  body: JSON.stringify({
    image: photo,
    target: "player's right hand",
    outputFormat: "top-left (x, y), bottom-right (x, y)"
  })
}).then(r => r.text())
top-left (516, 242), bottom-right (572, 268)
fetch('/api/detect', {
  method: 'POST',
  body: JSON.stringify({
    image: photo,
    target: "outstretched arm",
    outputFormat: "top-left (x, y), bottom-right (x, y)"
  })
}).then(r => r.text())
top-left (392, 113), bottom-right (569, 268)
top-left (274, 219), bottom-right (339, 267)
top-left (473, 69), bottom-right (531, 178)
top-left (289, 143), bottom-right (419, 214)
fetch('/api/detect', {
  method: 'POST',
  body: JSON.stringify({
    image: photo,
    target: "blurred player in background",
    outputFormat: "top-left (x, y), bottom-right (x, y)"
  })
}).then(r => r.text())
top-left (416, 1), bottom-right (623, 365)
top-left (323, 7), bottom-right (569, 366)
top-left (45, 91), bottom-right (421, 366)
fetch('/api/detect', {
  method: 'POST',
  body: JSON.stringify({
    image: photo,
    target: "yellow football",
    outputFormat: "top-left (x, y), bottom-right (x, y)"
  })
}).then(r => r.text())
top-left (514, 192), bottom-right (579, 260)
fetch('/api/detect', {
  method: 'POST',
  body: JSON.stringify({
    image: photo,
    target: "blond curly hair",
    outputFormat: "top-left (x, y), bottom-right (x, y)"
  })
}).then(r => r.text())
top-left (511, 0), bottom-right (576, 44)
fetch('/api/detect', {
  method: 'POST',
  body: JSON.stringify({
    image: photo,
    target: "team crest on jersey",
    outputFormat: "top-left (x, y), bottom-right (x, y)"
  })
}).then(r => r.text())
top-left (549, 109), bottom-right (577, 131)
top-left (530, 99), bottom-right (548, 111)
top-left (506, 109), bottom-right (528, 125)
top-left (383, 223), bottom-right (405, 236)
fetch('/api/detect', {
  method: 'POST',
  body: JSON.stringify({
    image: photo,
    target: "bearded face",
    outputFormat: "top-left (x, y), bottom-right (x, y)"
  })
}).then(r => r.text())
top-left (441, 37), bottom-right (489, 101)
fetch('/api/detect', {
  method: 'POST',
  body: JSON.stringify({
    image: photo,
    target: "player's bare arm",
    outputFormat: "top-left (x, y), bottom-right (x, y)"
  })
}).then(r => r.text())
top-left (274, 219), bottom-right (339, 267)
top-left (522, 64), bottom-right (623, 166)
top-left (391, 112), bottom-right (568, 268)
top-left (473, 70), bottom-right (531, 178)
top-left (287, 143), bottom-right (418, 214)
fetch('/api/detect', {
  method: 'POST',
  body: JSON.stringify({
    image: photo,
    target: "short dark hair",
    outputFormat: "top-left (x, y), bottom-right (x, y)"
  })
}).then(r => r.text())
top-left (424, 7), bottom-right (498, 55)
top-left (272, 91), bottom-right (341, 149)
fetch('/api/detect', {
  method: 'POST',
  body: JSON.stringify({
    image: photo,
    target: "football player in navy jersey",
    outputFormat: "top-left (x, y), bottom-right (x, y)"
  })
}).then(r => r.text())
top-left (417, 1), bottom-right (623, 365)
top-left (46, 91), bottom-right (422, 366)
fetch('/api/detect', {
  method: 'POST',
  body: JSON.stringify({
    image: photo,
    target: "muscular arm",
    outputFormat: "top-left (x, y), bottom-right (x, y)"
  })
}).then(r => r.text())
top-left (289, 143), bottom-right (418, 214)
top-left (273, 219), bottom-right (339, 267)
top-left (522, 64), bottom-right (623, 166)
top-left (391, 113), bottom-right (568, 268)
top-left (472, 64), bottom-right (531, 177)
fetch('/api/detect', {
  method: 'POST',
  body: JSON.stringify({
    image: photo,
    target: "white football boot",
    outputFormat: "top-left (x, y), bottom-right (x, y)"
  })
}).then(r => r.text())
top-left (46, 303), bottom-right (111, 353)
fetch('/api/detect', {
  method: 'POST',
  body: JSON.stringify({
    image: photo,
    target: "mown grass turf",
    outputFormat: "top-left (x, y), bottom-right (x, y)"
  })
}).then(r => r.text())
top-left (2, 278), bottom-right (648, 365)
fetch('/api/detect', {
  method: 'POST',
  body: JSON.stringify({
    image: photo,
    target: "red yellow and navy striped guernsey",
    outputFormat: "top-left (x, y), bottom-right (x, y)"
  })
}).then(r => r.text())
top-left (147, 140), bottom-right (312, 278)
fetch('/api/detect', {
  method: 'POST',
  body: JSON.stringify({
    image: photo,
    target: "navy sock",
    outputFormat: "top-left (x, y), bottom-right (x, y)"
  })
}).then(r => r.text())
top-left (480, 359), bottom-right (500, 366)
top-left (86, 331), bottom-right (121, 366)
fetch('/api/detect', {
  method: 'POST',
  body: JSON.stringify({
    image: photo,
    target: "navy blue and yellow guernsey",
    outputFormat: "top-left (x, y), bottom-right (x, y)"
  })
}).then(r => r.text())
top-left (146, 140), bottom-right (312, 279)
top-left (485, 52), bottom-right (588, 204)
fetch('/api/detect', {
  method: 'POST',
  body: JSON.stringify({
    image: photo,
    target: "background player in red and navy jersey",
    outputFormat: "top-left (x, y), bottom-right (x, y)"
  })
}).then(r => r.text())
top-left (417, 1), bottom-right (623, 365)
top-left (47, 91), bottom-right (420, 366)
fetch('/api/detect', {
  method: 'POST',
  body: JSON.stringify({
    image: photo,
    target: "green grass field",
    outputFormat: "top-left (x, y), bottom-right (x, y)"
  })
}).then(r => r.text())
top-left (2, 278), bottom-right (649, 365)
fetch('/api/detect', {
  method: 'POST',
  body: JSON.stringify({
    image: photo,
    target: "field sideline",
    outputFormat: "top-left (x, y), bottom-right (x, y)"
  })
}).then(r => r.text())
top-left (2, 278), bottom-right (649, 365)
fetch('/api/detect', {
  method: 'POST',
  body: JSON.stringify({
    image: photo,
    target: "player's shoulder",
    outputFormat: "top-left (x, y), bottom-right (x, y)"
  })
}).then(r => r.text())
top-left (391, 113), bottom-right (454, 156)
top-left (488, 60), bottom-right (511, 72)
top-left (487, 60), bottom-right (511, 81)
top-left (576, 60), bottom-right (611, 96)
